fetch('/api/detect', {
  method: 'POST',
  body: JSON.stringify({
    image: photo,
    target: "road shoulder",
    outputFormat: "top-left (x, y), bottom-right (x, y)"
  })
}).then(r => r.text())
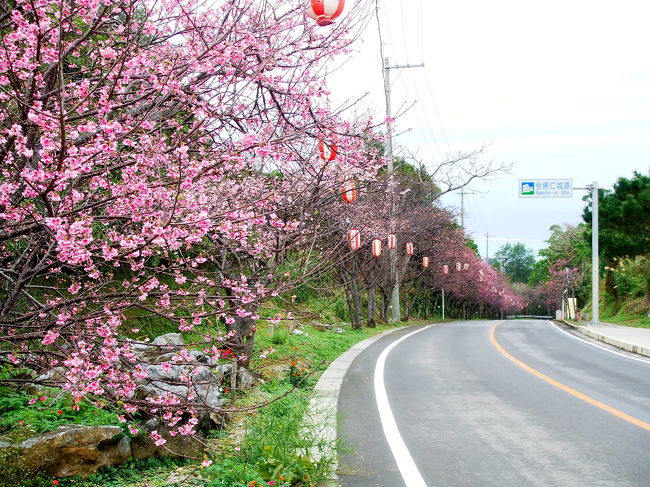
top-left (304, 326), bottom-right (408, 487)
top-left (559, 320), bottom-right (650, 358)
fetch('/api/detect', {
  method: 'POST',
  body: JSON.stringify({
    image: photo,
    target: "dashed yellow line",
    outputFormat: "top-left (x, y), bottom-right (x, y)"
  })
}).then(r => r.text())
top-left (489, 322), bottom-right (650, 432)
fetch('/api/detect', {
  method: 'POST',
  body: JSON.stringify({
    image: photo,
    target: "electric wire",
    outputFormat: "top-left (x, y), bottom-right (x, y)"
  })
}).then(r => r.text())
top-left (400, 89), bottom-right (442, 164)
top-left (406, 69), bottom-right (445, 160)
top-left (397, 73), bottom-right (443, 163)
top-left (398, 0), bottom-right (410, 62)
top-left (423, 74), bottom-right (452, 153)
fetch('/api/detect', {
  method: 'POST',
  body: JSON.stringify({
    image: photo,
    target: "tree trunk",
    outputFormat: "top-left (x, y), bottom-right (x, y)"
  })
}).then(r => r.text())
top-left (350, 274), bottom-right (362, 329)
top-left (226, 315), bottom-right (256, 368)
top-left (380, 289), bottom-right (388, 322)
top-left (367, 287), bottom-right (376, 328)
top-left (344, 286), bottom-right (353, 323)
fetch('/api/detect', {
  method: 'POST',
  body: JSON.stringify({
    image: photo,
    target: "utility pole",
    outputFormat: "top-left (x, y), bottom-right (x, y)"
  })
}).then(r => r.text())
top-left (460, 190), bottom-right (465, 228)
top-left (590, 181), bottom-right (600, 325)
top-left (383, 56), bottom-right (424, 323)
top-left (485, 232), bottom-right (489, 261)
top-left (459, 189), bottom-right (474, 228)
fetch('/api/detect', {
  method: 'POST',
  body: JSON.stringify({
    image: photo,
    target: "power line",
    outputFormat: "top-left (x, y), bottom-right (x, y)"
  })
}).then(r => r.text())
top-left (423, 74), bottom-right (452, 153)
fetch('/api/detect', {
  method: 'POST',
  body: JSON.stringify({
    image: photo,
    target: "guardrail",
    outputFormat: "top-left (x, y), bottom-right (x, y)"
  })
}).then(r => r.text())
top-left (506, 315), bottom-right (553, 320)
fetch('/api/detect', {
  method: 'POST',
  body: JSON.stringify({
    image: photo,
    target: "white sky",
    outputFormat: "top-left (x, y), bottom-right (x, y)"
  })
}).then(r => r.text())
top-left (327, 0), bottom-right (650, 259)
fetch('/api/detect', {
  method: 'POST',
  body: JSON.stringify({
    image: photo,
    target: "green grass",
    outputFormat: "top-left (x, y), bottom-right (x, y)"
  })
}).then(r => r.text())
top-left (36, 457), bottom-right (190, 487)
top-left (584, 292), bottom-right (650, 328)
top-left (200, 387), bottom-right (329, 487)
top-left (198, 319), bottom-right (415, 487)
top-left (0, 387), bottom-right (121, 440)
top-left (600, 306), bottom-right (650, 328)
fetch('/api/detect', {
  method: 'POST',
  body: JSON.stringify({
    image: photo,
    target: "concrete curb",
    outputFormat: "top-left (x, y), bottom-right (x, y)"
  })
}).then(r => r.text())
top-left (559, 320), bottom-right (650, 359)
top-left (305, 326), bottom-right (408, 487)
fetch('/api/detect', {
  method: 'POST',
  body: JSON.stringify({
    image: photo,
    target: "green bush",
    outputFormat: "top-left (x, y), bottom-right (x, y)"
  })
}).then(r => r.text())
top-left (270, 330), bottom-right (289, 346)
top-left (609, 255), bottom-right (650, 300)
top-left (331, 295), bottom-right (349, 322)
top-left (287, 361), bottom-right (310, 388)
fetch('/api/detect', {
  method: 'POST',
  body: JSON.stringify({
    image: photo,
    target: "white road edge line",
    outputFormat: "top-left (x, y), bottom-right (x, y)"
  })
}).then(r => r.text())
top-left (548, 320), bottom-right (650, 365)
top-left (374, 325), bottom-right (433, 487)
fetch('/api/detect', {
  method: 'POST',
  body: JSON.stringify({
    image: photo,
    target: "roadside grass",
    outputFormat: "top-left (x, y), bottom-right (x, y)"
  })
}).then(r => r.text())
top-left (196, 319), bottom-right (414, 486)
top-left (586, 296), bottom-right (650, 328)
top-left (600, 309), bottom-right (650, 328)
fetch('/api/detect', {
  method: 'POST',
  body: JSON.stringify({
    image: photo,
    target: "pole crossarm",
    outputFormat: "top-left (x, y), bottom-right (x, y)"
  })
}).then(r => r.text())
top-left (385, 62), bottom-right (425, 71)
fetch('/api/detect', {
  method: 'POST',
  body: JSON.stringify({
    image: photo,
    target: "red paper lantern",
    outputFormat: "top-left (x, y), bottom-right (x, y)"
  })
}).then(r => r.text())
top-left (347, 229), bottom-right (360, 250)
top-left (372, 239), bottom-right (382, 258)
top-left (318, 137), bottom-right (338, 162)
top-left (405, 242), bottom-right (414, 256)
top-left (341, 180), bottom-right (357, 203)
top-left (422, 256), bottom-right (430, 268)
top-left (388, 233), bottom-right (396, 250)
top-left (306, 0), bottom-right (345, 26)
top-left (455, 262), bottom-right (461, 272)
top-left (442, 264), bottom-right (449, 274)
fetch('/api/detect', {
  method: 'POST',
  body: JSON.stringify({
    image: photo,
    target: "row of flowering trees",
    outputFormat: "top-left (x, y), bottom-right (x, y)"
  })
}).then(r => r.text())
top-left (0, 0), bottom-right (524, 449)
top-left (0, 0), bottom-right (387, 436)
top-left (318, 161), bottom-right (526, 326)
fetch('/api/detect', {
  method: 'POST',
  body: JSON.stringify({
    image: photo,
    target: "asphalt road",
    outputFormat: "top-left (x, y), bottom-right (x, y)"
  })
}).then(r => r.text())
top-left (337, 320), bottom-right (650, 487)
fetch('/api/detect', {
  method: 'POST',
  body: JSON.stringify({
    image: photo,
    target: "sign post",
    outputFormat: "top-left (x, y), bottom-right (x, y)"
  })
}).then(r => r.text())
top-left (519, 179), bottom-right (599, 325)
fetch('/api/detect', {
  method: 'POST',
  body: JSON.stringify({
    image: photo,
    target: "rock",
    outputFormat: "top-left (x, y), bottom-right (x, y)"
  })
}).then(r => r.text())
top-left (136, 363), bottom-right (226, 415)
top-left (310, 321), bottom-right (332, 331)
top-left (334, 327), bottom-right (345, 334)
top-left (130, 333), bottom-right (185, 362)
top-left (217, 364), bottom-right (259, 390)
top-left (131, 334), bottom-right (226, 423)
top-left (151, 333), bottom-right (185, 347)
top-left (292, 329), bottom-right (309, 337)
top-left (0, 425), bottom-right (130, 479)
top-left (130, 418), bottom-right (206, 460)
top-left (22, 367), bottom-right (67, 395)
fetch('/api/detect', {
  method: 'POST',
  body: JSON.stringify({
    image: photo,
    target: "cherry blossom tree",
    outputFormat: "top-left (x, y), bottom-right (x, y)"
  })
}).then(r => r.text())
top-left (0, 0), bottom-right (383, 438)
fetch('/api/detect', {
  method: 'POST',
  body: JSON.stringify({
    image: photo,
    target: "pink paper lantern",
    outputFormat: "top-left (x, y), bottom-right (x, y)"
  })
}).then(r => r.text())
top-left (372, 239), bottom-right (382, 258)
top-left (347, 229), bottom-right (360, 250)
top-left (388, 233), bottom-right (396, 250)
top-left (341, 180), bottom-right (357, 203)
top-left (318, 135), bottom-right (338, 162)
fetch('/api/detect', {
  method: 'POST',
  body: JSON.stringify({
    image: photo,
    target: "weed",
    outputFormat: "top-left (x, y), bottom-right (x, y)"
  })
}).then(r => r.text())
top-left (201, 390), bottom-right (333, 486)
top-left (287, 361), bottom-right (309, 388)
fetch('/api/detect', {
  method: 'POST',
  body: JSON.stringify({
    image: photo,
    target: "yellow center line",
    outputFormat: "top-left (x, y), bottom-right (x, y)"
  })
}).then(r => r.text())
top-left (489, 322), bottom-right (650, 432)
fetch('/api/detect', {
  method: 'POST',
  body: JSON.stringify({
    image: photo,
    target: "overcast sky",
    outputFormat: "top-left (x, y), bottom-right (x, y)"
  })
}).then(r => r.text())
top-left (327, 0), bottom-right (650, 259)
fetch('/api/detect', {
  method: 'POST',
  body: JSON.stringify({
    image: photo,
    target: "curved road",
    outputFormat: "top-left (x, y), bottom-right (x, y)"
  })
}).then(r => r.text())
top-left (338, 320), bottom-right (650, 486)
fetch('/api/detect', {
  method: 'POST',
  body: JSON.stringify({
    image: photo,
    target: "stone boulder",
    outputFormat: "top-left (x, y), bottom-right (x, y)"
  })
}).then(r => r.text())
top-left (136, 362), bottom-right (226, 416)
top-left (130, 417), bottom-right (207, 460)
top-left (0, 425), bottom-right (130, 479)
top-left (130, 333), bottom-right (186, 362)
